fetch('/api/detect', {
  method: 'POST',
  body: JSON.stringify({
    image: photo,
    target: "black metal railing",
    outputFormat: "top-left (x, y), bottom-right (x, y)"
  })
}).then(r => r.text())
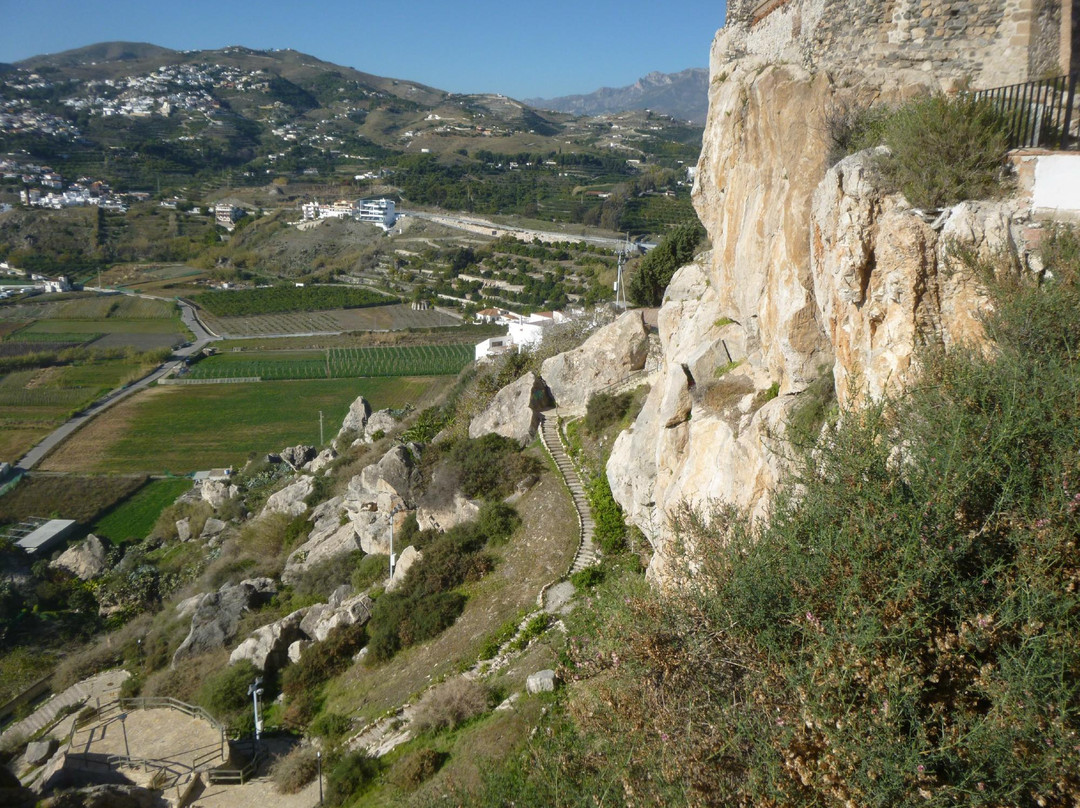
top-left (973, 73), bottom-right (1079, 150)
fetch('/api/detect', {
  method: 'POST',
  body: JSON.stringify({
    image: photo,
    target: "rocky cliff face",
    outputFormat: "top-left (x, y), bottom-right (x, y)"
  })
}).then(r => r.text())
top-left (608, 27), bottom-right (1031, 582)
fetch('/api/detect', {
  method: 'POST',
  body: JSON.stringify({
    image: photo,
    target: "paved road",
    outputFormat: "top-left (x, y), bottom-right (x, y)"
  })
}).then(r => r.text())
top-left (403, 210), bottom-right (657, 252)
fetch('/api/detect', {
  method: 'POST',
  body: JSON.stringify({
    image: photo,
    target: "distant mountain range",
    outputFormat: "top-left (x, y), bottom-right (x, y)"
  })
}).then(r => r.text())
top-left (527, 68), bottom-right (709, 124)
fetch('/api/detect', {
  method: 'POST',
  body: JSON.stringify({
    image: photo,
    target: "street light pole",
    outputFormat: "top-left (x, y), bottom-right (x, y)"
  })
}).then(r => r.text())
top-left (388, 504), bottom-right (406, 581)
top-left (248, 678), bottom-right (264, 741)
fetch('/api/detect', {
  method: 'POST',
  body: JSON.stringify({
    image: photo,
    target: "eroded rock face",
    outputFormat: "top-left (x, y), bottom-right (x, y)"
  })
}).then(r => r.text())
top-left (469, 371), bottom-right (550, 445)
top-left (307, 447), bottom-right (338, 474)
top-left (363, 409), bottom-right (397, 442)
top-left (607, 31), bottom-right (1024, 583)
top-left (172, 578), bottom-right (276, 665)
top-left (386, 546), bottom-right (421, 592)
top-left (280, 445), bottom-right (317, 471)
top-left (201, 480), bottom-right (238, 509)
top-left (541, 311), bottom-right (649, 410)
top-left (811, 150), bottom-right (1024, 407)
top-left (299, 593), bottom-right (374, 642)
top-left (50, 534), bottom-right (108, 580)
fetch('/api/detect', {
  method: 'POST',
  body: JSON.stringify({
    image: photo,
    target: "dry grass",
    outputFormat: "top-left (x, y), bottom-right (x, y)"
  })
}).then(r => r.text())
top-left (411, 677), bottom-right (490, 734)
top-left (39, 388), bottom-right (154, 472)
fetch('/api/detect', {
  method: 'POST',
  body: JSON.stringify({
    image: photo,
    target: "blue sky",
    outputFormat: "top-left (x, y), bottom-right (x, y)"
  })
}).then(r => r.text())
top-left (0, 0), bottom-right (725, 99)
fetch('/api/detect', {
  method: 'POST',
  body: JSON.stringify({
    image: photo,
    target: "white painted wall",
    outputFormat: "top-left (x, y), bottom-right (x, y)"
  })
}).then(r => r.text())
top-left (1032, 154), bottom-right (1080, 217)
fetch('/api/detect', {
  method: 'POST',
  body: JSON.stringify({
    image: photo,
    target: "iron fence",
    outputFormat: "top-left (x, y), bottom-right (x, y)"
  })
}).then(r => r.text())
top-left (973, 73), bottom-right (1079, 150)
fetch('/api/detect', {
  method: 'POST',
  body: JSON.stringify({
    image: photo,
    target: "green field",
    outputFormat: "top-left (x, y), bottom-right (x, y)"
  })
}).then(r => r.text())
top-left (19, 319), bottom-right (183, 335)
top-left (92, 477), bottom-right (193, 544)
top-left (0, 473), bottom-right (147, 527)
top-left (186, 344), bottom-right (474, 380)
top-left (190, 285), bottom-right (394, 317)
top-left (43, 376), bottom-right (451, 473)
top-left (0, 356), bottom-right (161, 463)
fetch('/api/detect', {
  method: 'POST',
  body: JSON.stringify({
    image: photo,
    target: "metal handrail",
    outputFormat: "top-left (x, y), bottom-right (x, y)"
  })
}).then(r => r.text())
top-left (973, 73), bottom-right (1079, 150)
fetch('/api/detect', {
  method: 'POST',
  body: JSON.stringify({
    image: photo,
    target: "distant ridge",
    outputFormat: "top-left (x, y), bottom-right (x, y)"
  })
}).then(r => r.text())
top-left (16, 42), bottom-right (177, 69)
top-left (527, 68), bottom-right (709, 124)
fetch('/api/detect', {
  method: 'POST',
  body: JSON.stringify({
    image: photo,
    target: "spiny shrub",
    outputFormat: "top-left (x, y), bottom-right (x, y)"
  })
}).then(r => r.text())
top-left (281, 622), bottom-right (366, 723)
top-left (196, 660), bottom-right (260, 730)
top-left (448, 434), bottom-right (541, 500)
top-left (878, 93), bottom-right (1010, 209)
top-left (271, 746), bottom-right (319, 794)
top-left (389, 747), bottom-right (447, 791)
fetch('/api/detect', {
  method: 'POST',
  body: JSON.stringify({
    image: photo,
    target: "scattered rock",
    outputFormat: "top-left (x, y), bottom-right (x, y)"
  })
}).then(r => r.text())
top-left (386, 546), bottom-right (420, 592)
top-left (307, 447), bottom-right (338, 474)
top-left (280, 445), bottom-right (317, 471)
top-left (262, 476), bottom-right (315, 518)
top-left (328, 584), bottom-right (353, 608)
top-left (363, 409), bottom-right (397, 442)
top-left (172, 578), bottom-right (276, 665)
top-left (495, 692), bottom-right (521, 712)
top-left (287, 640), bottom-right (308, 664)
top-left (469, 371), bottom-right (551, 445)
top-left (24, 739), bottom-right (56, 766)
top-left (50, 534), bottom-right (108, 580)
top-left (200, 518), bottom-right (227, 540)
top-left (176, 518), bottom-right (192, 542)
top-left (526, 669), bottom-right (558, 694)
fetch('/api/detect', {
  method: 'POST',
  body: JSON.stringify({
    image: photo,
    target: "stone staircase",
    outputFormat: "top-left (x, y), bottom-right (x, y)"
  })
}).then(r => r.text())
top-left (0, 670), bottom-right (128, 746)
top-left (539, 413), bottom-right (598, 575)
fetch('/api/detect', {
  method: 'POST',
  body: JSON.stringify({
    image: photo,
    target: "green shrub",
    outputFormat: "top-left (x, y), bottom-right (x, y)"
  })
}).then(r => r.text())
top-left (628, 221), bottom-right (706, 307)
top-left (367, 591), bottom-right (466, 663)
top-left (281, 622), bottom-right (367, 723)
top-left (196, 660), bottom-right (260, 729)
top-left (878, 93), bottom-right (1010, 209)
top-left (290, 551), bottom-right (363, 601)
top-left (448, 434), bottom-right (541, 500)
top-left (569, 566), bottom-right (605, 589)
top-left (309, 711), bottom-right (353, 740)
top-left (475, 500), bottom-right (521, 546)
top-left (584, 391), bottom-right (633, 434)
top-left (389, 747), bottom-right (446, 791)
top-left (326, 750), bottom-right (379, 806)
top-left (351, 552), bottom-right (389, 592)
top-left (587, 474), bottom-right (626, 555)
top-left (509, 613), bottom-right (550, 651)
top-left (824, 98), bottom-right (888, 167)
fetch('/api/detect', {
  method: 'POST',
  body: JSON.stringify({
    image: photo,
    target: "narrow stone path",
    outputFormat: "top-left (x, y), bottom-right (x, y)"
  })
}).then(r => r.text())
top-left (539, 413), bottom-right (599, 578)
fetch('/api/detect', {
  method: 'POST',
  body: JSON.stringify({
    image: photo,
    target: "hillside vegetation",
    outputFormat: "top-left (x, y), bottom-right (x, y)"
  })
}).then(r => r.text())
top-left (466, 233), bottom-right (1080, 806)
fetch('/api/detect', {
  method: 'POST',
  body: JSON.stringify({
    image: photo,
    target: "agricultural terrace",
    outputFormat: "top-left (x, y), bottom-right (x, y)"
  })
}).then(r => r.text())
top-left (201, 302), bottom-right (461, 338)
top-left (40, 376), bottom-right (450, 474)
top-left (189, 285), bottom-right (394, 317)
top-left (185, 344), bottom-right (473, 380)
top-left (0, 354), bottom-right (168, 462)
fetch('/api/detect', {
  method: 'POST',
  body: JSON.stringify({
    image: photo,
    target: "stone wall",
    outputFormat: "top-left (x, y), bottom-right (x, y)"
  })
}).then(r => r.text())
top-left (724, 0), bottom-right (1077, 89)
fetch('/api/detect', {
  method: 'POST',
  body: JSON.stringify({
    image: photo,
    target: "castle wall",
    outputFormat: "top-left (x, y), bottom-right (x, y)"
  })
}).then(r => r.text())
top-left (724, 0), bottom-right (1077, 89)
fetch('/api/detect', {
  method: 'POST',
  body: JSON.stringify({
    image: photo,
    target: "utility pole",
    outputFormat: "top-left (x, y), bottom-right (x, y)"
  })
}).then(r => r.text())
top-left (319, 410), bottom-right (324, 445)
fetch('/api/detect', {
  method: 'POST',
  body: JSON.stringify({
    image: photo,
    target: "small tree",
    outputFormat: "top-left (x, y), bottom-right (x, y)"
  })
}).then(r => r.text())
top-left (628, 221), bottom-right (706, 307)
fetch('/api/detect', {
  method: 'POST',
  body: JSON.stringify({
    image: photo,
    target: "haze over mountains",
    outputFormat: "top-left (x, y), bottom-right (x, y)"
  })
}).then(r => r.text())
top-left (527, 68), bottom-right (709, 124)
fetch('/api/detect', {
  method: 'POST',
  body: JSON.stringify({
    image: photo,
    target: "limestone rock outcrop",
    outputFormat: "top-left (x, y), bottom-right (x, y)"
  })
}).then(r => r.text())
top-left (299, 593), bottom-right (374, 642)
top-left (172, 578), bottom-right (276, 665)
top-left (606, 28), bottom-right (1028, 583)
top-left (200, 479), bottom-right (238, 509)
top-left (50, 534), bottom-right (108, 580)
top-left (307, 447), bottom-right (338, 474)
top-left (541, 311), bottom-right (649, 410)
top-left (469, 371), bottom-right (550, 445)
top-left (262, 475), bottom-right (315, 518)
top-left (229, 609), bottom-right (307, 672)
top-left (362, 409), bottom-right (397, 442)
top-left (337, 395), bottom-right (372, 444)
top-left (386, 546), bottom-right (421, 592)
top-left (280, 445), bottom-right (317, 471)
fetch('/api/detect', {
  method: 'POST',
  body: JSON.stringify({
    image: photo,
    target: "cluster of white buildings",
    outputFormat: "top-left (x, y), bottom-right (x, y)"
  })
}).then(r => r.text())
top-left (0, 98), bottom-right (81, 139)
top-left (300, 198), bottom-right (398, 231)
top-left (20, 185), bottom-right (128, 212)
top-left (474, 308), bottom-right (574, 361)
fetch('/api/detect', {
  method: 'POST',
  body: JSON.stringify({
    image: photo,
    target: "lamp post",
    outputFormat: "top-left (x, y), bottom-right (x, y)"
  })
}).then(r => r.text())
top-left (317, 750), bottom-right (323, 804)
top-left (248, 677), bottom-right (264, 741)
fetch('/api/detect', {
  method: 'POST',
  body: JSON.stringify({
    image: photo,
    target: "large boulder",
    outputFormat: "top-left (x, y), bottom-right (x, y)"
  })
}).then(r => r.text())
top-left (262, 476), bottom-right (315, 518)
top-left (540, 311), bottom-right (649, 410)
top-left (307, 447), bottom-right (338, 474)
top-left (299, 593), bottom-right (374, 642)
top-left (229, 609), bottom-right (307, 673)
top-left (416, 490), bottom-right (480, 533)
top-left (337, 395), bottom-right (372, 444)
top-left (280, 445), bottom-right (317, 471)
top-left (50, 534), bottom-right (108, 580)
top-left (469, 371), bottom-right (551, 445)
top-left (357, 443), bottom-right (422, 506)
top-left (172, 578), bottom-right (276, 665)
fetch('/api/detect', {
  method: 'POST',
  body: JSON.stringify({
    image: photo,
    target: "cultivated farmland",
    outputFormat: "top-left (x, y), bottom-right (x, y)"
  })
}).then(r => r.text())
top-left (185, 344), bottom-right (473, 380)
top-left (40, 376), bottom-right (451, 474)
top-left (190, 285), bottom-right (393, 317)
top-left (202, 302), bottom-right (460, 338)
